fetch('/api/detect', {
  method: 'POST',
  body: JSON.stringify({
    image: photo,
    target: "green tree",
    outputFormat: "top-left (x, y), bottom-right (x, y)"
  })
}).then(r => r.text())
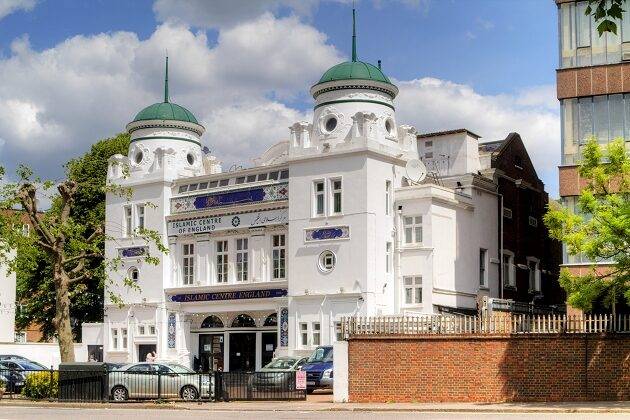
top-left (13, 133), bottom-right (131, 341)
top-left (586, 0), bottom-right (625, 36)
top-left (0, 133), bottom-right (166, 362)
top-left (544, 138), bottom-right (630, 313)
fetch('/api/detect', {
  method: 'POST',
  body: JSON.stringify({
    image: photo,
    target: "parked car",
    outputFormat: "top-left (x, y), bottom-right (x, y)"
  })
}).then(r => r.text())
top-left (108, 362), bottom-right (213, 401)
top-left (300, 346), bottom-right (333, 394)
top-left (0, 362), bottom-right (26, 393)
top-left (0, 355), bottom-right (30, 361)
top-left (251, 356), bottom-right (308, 391)
top-left (105, 363), bottom-right (125, 371)
top-left (0, 359), bottom-right (47, 377)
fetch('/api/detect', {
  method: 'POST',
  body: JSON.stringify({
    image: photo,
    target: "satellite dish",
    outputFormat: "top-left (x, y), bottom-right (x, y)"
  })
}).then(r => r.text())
top-left (405, 159), bottom-right (427, 184)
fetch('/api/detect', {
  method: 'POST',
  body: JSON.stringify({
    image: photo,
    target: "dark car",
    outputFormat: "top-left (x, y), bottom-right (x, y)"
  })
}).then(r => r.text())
top-left (0, 355), bottom-right (31, 362)
top-left (251, 356), bottom-right (308, 391)
top-left (0, 362), bottom-right (27, 393)
top-left (300, 346), bottom-right (333, 394)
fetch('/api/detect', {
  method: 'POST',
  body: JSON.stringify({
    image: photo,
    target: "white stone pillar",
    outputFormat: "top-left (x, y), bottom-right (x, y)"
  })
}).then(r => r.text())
top-left (168, 238), bottom-right (178, 287)
top-left (333, 341), bottom-right (349, 402)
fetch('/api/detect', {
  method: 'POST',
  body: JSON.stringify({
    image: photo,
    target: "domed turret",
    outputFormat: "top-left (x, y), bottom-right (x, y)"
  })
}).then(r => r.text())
top-left (124, 57), bottom-right (205, 179)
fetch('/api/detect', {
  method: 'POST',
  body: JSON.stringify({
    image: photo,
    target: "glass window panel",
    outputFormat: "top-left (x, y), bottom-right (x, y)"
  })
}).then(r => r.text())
top-left (578, 97), bottom-right (593, 144)
top-left (560, 3), bottom-right (576, 67)
top-left (577, 2), bottom-right (591, 48)
top-left (610, 94), bottom-right (624, 140)
top-left (593, 96), bottom-right (609, 143)
top-left (623, 6), bottom-right (630, 42)
top-left (591, 9), bottom-right (606, 64)
top-left (625, 94), bottom-right (630, 140)
top-left (607, 21), bottom-right (621, 63)
top-left (562, 99), bottom-right (578, 165)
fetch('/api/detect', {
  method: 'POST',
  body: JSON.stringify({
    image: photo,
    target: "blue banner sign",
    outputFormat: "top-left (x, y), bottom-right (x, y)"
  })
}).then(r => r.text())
top-left (171, 183), bottom-right (288, 214)
top-left (169, 288), bottom-right (288, 303)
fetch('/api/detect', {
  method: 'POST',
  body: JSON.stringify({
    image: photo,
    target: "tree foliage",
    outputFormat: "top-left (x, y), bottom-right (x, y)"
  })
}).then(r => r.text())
top-left (544, 138), bottom-right (630, 312)
top-left (586, 0), bottom-right (625, 36)
top-left (13, 133), bottom-right (131, 341)
top-left (0, 132), bottom-right (166, 362)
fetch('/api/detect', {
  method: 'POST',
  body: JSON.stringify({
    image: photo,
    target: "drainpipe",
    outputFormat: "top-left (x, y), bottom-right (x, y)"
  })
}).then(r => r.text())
top-left (499, 193), bottom-right (504, 299)
top-left (395, 206), bottom-right (403, 314)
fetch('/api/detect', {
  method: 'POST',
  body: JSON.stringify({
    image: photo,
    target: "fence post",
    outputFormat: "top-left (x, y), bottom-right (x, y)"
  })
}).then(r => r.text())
top-left (198, 373), bottom-right (202, 403)
top-left (48, 366), bottom-right (54, 402)
top-left (157, 368), bottom-right (162, 401)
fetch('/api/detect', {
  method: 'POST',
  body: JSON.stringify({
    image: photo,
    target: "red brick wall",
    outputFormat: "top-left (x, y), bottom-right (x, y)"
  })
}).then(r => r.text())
top-left (348, 335), bottom-right (630, 402)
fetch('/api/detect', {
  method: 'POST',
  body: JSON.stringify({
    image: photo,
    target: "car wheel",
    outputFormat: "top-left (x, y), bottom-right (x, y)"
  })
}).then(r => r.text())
top-left (306, 388), bottom-right (315, 394)
top-left (181, 385), bottom-right (198, 401)
top-left (111, 386), bottom-right (128, 402)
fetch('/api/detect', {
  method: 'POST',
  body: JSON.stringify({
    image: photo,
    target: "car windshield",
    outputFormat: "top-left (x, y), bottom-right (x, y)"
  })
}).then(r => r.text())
top-left (165, 364), bottom-right (193, 374)
top-left (264, 358), bottom-right (297, 369)
top-left (19, 361), bottom-right (45, 370)
top-left (307, 347), bottom-right (333, 363)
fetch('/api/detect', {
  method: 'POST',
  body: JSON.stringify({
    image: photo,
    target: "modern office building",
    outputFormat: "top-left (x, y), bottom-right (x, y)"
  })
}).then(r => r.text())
top-left (556, 1), bottom-right (619, 287)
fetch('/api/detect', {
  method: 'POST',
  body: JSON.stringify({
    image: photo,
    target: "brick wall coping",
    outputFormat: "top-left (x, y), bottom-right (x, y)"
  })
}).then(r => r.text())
top-left (348, 333), bottom-right (627, 341)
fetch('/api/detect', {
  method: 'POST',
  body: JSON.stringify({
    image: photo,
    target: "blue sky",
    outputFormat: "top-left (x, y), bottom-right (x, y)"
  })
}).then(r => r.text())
top-left (0, 0), bottom-right (561, 194)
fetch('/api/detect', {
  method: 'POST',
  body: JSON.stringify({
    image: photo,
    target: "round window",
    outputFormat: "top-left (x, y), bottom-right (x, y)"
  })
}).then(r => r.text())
top-left (385, 119), bottom-right (394, 135)
top-left (128, 267), bottom-right (139, 282)
top-left (187, 153), bottom-right (195, 165)
top-left (135, 151), bottom-right (144, 164)
top-left (324, 116), bottom-right (338, 133)
top-left (318, 250), bottom-right (336, 273)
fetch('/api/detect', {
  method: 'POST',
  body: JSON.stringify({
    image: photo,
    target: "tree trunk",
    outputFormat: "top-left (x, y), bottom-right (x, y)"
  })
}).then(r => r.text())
top-left (53, 264), bottom-right (75, 363)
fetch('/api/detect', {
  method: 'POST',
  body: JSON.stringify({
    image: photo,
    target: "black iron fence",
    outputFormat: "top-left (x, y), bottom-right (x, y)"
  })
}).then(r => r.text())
top-left (0, 367), bottom-right (306, 402)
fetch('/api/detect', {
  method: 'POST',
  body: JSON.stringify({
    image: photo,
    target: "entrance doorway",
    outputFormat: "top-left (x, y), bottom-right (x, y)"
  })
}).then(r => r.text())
top-left (229, 333), bottom-right (256, 372)
top-left (261, 332), bottom-right (277, 367)
top-left (138, 344), bottom-right (156, 363)
top-left (199, 334), bottom-right (224, 372)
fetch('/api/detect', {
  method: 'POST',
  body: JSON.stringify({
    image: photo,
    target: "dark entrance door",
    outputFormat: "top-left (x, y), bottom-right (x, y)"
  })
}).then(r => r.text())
top-left (199, 334), bottom-right (224, 372)
top-left (138, 344), bottom-right (156, 363)
top-left (229, 333), bottom-right (256, 372)
top-left (261, 332), bottom-right (277, 367)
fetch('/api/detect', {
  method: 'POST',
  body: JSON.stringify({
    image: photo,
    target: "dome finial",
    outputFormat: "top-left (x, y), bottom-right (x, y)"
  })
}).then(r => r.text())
top-left (164, 54), bottom-right (169, 103)
top-left (352, 5), bottom-right (357, 62)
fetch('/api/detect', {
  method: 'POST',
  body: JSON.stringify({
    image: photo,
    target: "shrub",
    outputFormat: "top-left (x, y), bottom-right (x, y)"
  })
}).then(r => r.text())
top-left (22, 371), bottom-right (58, 399)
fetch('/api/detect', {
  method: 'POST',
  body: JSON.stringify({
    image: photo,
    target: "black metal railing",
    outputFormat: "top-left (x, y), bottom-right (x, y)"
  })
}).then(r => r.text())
top-left (0, 367), bottom-right (306, 402)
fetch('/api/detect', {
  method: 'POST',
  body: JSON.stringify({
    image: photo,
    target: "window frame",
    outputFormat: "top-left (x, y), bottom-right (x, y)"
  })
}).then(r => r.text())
top-left (330, 177), bottom-right (343, 215)
top-left (272, 234), bottom-right (286, 280)
top-left (235, 237), bottom-right (249, 282)
top-left (216, 240), bottom-right (229, 283)
top-left (403, 215), bottom-right (423, 245)
top-left (123, 206), bottom-right (132, 237)
top-left (313, 180), bottom-right (325, 217)
top-left (386, 241), bottom-right (392, 274)
top-left (385, 180), bottom-right (392, 215)
top-left (299, 322), bottom-right (308, 347)
top-left (527, 256), bottom-right (541, 293)
top-left (479, 248), bottom-right (488, 288)
top-left (403, 276), bottom-right (422, 306)
top-left (502, 250), bottom-right (516, 289)
top-left (182, 243), bottom-right (195, 286)
top-left (312, 322), bottom-right (321, 346)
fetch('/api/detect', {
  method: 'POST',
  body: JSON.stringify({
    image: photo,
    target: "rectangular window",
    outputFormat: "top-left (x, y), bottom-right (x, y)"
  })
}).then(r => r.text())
top-left (331, 178), bottom-right (342, 214)
top-left (385, 180), bottom-right (391, 215)
top-left (479, 248), bottom-right (487, 287)
top-left (269, 171), bottom-right (279, 180)
top-left (312, 322), bottom-right (321, 346)
top-left (124, 206), bottom-right (132, 236)
top-left (272, 234), bottom-right (286, 279)
top-left (335, 322), bottom-right (343, 341)
top-left (149, 325), bottom-right (156, 335)
top-left (236, 238), bottom-right (248, 282)
top-left (138, 325), bottom-right (145, 335)
top-left (246, 175), bottom-right (256, 183)
top-left (111, 329), bottom-right (118, 349)
top-left (314, 181), bottom-right (325, 216)
top-left (424, 152), bottom-right (433, 159)
top-left (300, 323), bottom-right (308, 347)
top-left (403, 276), bottom-right (422, 305)
top-left (425, 140), bottom-right (433, 148)
top-left (502, 252), bottom-right (515, 288)
top-left (403, 216), bottom-right (422, 244)
top-left (578, 97), bottom-right (593, 145)
top-left (182, 243), bottom-right (195, 285)
top-left (386, 242), bottom-right (392, 274)
top-left (560, 3), bottom-right (576, 67)
top-left (216, 240), bottom-right (228, 283)
top-left (14, 332), bottom-right (26, 343)
top-left (121, 328), bottom-right (128, 350)
top-left (136, 205), bottom-right (145, 230)
top-left (593, 95), bottom-right (609, 143)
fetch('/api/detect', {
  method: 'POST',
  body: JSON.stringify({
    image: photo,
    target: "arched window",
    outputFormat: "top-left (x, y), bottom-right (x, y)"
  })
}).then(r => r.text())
top-left (263, 313), bottom-right (278, 327)
top-left (200, 315), bottom-right (223, 329)
top-left (231, 314), bottom-right (256, 328)
top-left (128, 267), bottom-right (139, 282)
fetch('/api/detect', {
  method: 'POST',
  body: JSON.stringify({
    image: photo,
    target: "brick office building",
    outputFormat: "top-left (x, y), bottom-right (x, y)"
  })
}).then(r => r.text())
top-left (555, 1), bottom-right (624, 310)
top-left (479, 133), bottom-right (565, 309)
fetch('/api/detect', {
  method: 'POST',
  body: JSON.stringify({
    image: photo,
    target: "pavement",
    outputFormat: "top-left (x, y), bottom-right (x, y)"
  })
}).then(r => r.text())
top-left (0, 406), bottom-right (628, 420)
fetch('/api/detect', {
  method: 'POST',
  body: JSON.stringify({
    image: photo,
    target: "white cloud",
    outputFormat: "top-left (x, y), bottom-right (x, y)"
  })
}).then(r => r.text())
top-left (0, 17), bottom-right (341, 177)
top-left (0, 0), bottom-right (35, 21)
top-left (395, 78), bottom-right (560, 195)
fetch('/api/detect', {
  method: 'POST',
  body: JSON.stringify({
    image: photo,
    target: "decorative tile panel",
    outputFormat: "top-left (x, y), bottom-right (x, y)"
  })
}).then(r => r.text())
top-left (171, 182), bottom-right (288, 214)
top-left (167, 313), bottom-right (176, 349)
top-left (280, 308), bottom-right (289, 347)
top-left (118, 246), bottom-right (148, 258)
top-left (305, 226), bottom-right (350, 242)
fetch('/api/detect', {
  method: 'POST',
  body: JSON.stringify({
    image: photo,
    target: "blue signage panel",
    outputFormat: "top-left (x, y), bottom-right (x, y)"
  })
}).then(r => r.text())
top-left (170, 288), bottom-right (288, 303)
top-left (167, 313), bottom-right (176, 349)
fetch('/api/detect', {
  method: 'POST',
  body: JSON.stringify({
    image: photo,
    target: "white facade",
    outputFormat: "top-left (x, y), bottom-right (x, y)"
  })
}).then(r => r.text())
top-left (0, 254), bottom-right (16, 343)
top-left (101, 55), bottom-right (500, 370)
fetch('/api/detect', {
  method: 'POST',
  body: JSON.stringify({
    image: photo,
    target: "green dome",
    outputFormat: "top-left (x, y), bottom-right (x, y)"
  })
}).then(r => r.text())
top-left (133, 102), bottom-right (198, 124)
top-left (318, 61), bottom-right (392, 85)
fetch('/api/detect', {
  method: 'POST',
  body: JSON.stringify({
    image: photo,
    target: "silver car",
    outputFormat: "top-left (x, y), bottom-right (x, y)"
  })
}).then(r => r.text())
top-left (109, 362), bottom-right (212, 401)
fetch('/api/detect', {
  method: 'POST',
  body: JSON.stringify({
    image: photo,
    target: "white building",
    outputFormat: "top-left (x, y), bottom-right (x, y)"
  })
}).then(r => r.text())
top-left (97, 22), bottom-right (500, 371)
